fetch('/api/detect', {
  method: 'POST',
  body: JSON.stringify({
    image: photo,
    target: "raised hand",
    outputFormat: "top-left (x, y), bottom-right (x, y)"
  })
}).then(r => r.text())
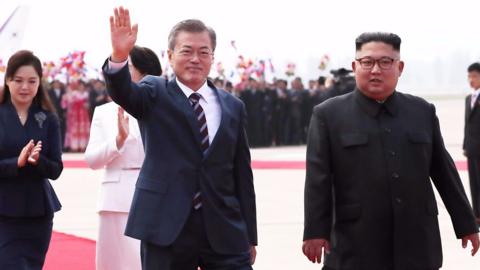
top-left (110, 6), bottom-right (138, 62)
top-left (116, 107), bottom-right (130, 149)
top-left (27, 140), bottom-right (42, 165)
top-left (17, 139), bottom-right (35, 168)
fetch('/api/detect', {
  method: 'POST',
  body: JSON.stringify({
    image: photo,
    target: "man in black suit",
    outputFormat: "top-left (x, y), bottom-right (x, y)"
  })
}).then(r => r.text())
top-left (48, 80), bottom-right (66, 149)
top-left (463, 62), bottom-right (480, 226)
top-left (303, 32), bottom-right (479, 270)
top-left (103, 7), bottom-right (257, 270)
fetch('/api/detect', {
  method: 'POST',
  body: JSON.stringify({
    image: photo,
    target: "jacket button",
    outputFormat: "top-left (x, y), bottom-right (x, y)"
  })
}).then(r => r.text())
top-left (392, 173), bottom-right (399, 179)
top-left (395, 198), bottom-right (402, 203)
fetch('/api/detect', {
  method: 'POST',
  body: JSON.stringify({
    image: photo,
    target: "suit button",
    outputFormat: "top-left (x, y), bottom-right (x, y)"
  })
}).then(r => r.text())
top-left (392, 173), bottom-right (399, 179)
top-left (389, 150), bottom-right (396, 156)
top-left (395, 198), bottom-right (402, 203)
top-left (384, 128), bottom-right (391, 133)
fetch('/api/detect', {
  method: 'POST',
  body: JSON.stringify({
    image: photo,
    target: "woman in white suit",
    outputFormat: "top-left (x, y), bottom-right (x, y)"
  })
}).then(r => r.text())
top-left (84, 46), bottom-right (162, 270)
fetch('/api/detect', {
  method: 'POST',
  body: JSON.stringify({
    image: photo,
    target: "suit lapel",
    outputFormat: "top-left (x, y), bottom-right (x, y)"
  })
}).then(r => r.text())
top-left (166, 80), bottom-right (203, 151)
top-left (204, 88), bottom-right (230, 158)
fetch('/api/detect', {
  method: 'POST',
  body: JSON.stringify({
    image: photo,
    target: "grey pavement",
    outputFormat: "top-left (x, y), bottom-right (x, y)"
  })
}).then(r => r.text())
top-left (51, 95), bottom-right (479, 269)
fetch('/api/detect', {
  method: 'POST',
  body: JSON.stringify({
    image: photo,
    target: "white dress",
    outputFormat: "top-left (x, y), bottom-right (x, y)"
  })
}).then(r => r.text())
top-left (84, 101), bottom-right (144, 270)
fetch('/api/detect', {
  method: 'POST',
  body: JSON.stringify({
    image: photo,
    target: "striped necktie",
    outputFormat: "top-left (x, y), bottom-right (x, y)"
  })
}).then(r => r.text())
top-left (189, 93), bottom-right (209, 209)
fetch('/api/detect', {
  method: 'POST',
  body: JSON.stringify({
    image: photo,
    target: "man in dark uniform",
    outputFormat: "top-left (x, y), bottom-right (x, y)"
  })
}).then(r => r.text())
top-left (240, 78), bottom-right (264, 147)
top-left (463, 62), bottom-right (480, 226)
top-left (303, 32), bottom-right (479, 270)
top-left (48, 80), bottom-right (66, 148)
top-left (273, 79), bottom-right (290, 146)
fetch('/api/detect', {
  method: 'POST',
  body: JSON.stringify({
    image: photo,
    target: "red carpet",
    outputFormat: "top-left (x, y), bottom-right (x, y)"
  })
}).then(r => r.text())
top-left (64, 159), bottom-right (468, 171)
top-left (44, 231), bottom-right (95, 270)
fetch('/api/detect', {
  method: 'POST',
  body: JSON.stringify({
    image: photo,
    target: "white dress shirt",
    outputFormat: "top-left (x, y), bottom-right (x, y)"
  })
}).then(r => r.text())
top-left (471, 89), bottom-right (480, 108)
top-left (175, 78), bottom-right (221, 144)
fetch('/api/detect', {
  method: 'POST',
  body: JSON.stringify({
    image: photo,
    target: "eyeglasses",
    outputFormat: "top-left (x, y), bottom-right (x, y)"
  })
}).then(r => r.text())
top-left (355, 57), bottom-right (397, 70)
top-left (176, 48), bottom-right (213, 60)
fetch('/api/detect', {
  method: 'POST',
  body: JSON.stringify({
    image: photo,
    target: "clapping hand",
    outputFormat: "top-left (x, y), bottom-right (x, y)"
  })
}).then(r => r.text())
top-left (28, 140), bottom-right (42, 165)
top-left (18, 140), bottom-right (42, 167)
top-left (116, 107), bottom-right (129, 149)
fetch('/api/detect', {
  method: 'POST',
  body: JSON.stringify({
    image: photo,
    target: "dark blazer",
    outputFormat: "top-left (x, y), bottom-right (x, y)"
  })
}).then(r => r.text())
top-left (463, 94), bottom-right (480, 158)
top-left (48, 88), bottom-right (66, 120)
top-left (304, 89), bottom-right (478, 270)
top-left (103, 63), bottom-right (257, 254)
top-left (0, 101), bottom-right (63, 217)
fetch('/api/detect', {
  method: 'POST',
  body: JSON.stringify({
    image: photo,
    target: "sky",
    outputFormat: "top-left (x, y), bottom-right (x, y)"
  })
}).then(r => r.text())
top-left (1, 0), bottom-right (480, 94)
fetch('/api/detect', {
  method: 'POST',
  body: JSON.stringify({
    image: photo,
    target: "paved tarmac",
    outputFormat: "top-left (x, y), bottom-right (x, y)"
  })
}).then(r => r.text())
top-left (51, 95), bottom-right (479, 269)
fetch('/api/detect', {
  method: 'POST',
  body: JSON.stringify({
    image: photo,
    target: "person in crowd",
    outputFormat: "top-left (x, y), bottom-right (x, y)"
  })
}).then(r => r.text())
top-left (48, 79), bottom-right (67, 149)
top-left (85, 45), bottom-right (162, 270)
top-left (88, 79), bottom-right (110, 120)
top-left (224, 81), bottom-right (235, 95)
top-left (463, 62), bottom-right (480, 226)
top-left (240, 77), bottom-right (264, 147)
top-left (273, 79), bottom-right (290, 145)
top-left (102, 7), bottom-right (257, 270)
top-left (62, 80), bottom-right (90, 152)
top-left (303, 32), bottom-right (479, 270)
top-left (0, 50), bottom-right (63, 269)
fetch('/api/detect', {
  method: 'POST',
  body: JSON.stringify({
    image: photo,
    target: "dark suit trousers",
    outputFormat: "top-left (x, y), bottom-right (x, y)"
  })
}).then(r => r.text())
top-left (0, 215), bottom-right (53, 270)
top-left (467, 158), bottom-right (480, 218)
top-left (140, 208), bottom-right (252, 270)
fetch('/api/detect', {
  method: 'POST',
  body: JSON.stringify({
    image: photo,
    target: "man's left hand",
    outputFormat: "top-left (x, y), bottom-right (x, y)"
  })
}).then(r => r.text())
top-left (250, 246), bottom-right (256, 265)
top-left (462, 233), bottom-right (480, 256)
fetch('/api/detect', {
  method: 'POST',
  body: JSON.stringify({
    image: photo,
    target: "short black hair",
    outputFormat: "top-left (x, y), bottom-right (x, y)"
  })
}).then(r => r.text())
top-left (129, 46), bottom-right (162, 76)
top-left (468, 62), bottom-right (480, 73)
top-left (355, 32), bottom-right (401, 51)
top-left (317, 76), bottom-right (326, 86)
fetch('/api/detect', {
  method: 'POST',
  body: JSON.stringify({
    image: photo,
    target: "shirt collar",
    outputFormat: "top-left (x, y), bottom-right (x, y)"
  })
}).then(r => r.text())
top-left (175, 78), bottom-right (211, 102)
top-left (354, 88), bottom-right (398, 117)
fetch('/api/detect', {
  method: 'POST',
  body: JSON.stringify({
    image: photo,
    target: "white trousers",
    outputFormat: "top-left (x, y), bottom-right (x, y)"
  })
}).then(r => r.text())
top-left (96, 211), bottom-right (141, 270)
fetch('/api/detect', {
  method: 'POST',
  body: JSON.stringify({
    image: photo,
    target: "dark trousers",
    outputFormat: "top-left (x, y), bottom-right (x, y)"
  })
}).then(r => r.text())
top-left (0, 215), bottom-right (53, 270)
top-left (140, 208), bottom-right (252, 270)
top-left (467, 158), bottom-right (480, 218)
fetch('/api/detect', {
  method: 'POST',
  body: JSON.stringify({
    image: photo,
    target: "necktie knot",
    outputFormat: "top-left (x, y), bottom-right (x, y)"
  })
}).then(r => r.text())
top-left (189, 93), bottom-right (201, 104)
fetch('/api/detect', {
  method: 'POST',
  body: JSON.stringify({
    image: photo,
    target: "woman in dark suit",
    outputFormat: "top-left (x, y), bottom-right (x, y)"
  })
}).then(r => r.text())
top-left (0, 50), bottom-right (63, 270)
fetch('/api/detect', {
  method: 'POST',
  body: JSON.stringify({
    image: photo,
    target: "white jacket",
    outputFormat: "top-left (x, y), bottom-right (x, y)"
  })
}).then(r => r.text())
top-left (84, 102), bottom-right (144, 212)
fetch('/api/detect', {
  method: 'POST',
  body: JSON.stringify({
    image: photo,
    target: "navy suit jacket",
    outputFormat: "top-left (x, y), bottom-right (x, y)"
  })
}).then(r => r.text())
top-left (0, 101), bottom-right (63, 217)
top-left (103, 62), bottom-right (257, 254)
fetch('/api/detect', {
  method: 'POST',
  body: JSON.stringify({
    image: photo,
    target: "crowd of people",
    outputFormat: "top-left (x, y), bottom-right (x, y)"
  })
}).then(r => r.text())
top-left (229, 69), bottom-right (355, 147)
top-left (43, 66), bottom-right (356, 152)
top-left (46, 78), bottom-right (109, 152)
